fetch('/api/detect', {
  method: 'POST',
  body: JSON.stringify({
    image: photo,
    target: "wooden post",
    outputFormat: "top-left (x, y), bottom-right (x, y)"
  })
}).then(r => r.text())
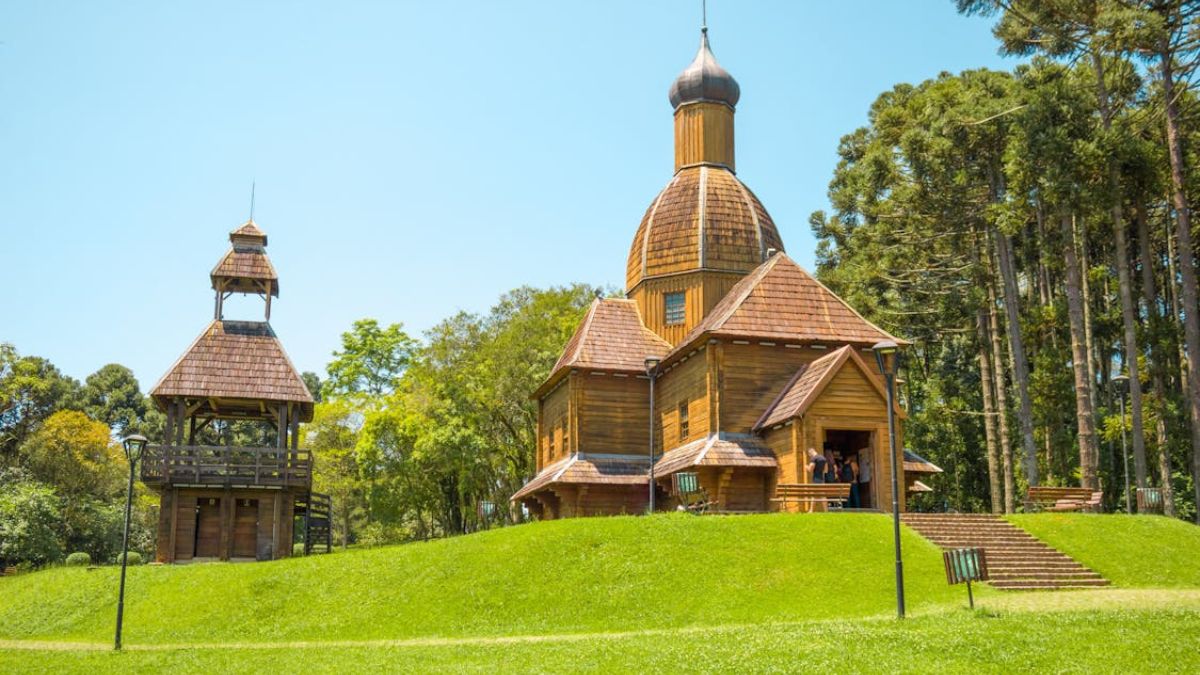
top-left (166, 488), bottom-right (179, 563)
top-left (272, 492), bottom-right (282, 560)
top-left (221, 488), bottom-right (232, 561)
top-left (290, 408), bottom-right (300, 451)
top-left (188, 416), bottom-right (197, 445)
top-left (164, 404), bottom-right (175, 447)
top-left (264, 280), bottom-right (272, 321)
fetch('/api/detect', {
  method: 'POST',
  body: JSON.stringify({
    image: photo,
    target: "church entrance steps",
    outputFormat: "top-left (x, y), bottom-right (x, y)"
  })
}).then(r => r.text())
top-left (900, 513), bottom-right (1110, 592)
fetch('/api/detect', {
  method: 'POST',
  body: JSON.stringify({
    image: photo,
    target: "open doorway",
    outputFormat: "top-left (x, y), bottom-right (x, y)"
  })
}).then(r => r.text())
top-left (823, 429), bottom-right (874, 509)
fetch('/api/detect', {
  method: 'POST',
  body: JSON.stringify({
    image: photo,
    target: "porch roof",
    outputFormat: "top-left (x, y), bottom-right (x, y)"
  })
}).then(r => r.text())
top-left (653, 433), bottom-right (778, 478)
top-left (512, 453), bottom-right (650, 501)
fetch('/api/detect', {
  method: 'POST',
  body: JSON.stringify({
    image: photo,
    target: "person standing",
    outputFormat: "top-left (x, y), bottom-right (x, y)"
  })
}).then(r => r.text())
top-left (807, 448), bottom-right (827, 484)
top-left (842, 456), bottom-right (859, 508)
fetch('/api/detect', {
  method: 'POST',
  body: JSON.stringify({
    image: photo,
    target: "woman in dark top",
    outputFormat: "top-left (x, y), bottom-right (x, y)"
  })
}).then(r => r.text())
top-left (823, 450), bottom-right (838, 484)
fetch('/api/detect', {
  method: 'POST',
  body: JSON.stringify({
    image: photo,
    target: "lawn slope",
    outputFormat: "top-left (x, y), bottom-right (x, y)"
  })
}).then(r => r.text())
top-left (0, 513), bottom-right (958, 645)
top-left (1007, 513), bottom-right (1200, 587)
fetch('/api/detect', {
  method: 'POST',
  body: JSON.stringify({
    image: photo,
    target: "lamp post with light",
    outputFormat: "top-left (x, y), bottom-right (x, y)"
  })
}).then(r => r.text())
top-left (115, 434), bottom-right (147, 651)
top-left (872, 340), bottom-right (905, 619)
top-left (645, 356), bottom-right (661, 514)
top-left (1113, 374), bottom-right (1132, 514)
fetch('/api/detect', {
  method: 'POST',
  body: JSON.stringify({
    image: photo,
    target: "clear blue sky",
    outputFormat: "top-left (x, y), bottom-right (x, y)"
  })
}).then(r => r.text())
top-left (0, 1), bottom-right (1014, 389)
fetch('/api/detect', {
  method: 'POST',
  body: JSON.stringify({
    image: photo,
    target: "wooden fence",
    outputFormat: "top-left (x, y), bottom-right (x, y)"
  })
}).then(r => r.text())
top-left (140, 445), bottom-right (312, 488)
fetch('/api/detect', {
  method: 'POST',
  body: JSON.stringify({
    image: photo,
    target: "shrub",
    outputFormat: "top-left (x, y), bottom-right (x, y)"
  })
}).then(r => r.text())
top-left (115, 551), bottom-right (143, 566)
top-left (65, 552), bottom-right (92, 567)
top-left (293, 543), bottom-right (307, 557)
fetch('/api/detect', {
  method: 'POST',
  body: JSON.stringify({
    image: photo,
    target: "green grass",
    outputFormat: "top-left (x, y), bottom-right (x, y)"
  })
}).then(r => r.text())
top-left (0, 513), bottom-right (962, 645)
top-left (1007, 513), bottom-right (1200, 587)
top-left (4, 512), bottom-right (1200, 672)
top-left (2, 603), bottom-right (1199, 673)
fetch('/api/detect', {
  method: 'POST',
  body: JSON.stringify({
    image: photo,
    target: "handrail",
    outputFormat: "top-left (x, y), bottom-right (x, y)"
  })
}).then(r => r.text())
top-left (140, 444), bottom-right (313, 488)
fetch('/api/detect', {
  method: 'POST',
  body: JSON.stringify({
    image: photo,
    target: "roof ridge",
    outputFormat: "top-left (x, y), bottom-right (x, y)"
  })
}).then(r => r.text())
top-left (708, 253), bottom-right (782, 331)
top-left (565, 298), bottom-right (601, 368)
top-left (640, 176), bottom-right (678, 280)
top-left (150, 320), bottom-right (219, 396)
top-left (732, 175), bottom-right (766, 261)
top-left (753, 360), bottom-right (811, 431)
top-left (697, 166), bottom-right (708, 268)
top-left (793, 262), bottom-right (902, 344)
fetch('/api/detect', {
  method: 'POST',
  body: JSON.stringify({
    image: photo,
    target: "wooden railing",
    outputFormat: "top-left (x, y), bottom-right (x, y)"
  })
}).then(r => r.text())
top-left (140, 445), bottom-right (312, 488)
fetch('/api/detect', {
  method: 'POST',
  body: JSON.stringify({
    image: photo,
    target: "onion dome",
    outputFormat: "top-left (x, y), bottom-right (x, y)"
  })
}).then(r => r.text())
top-left (668, 28), bottom-right (740, 110)
top-left (626, 165), bottom-right (784, 291)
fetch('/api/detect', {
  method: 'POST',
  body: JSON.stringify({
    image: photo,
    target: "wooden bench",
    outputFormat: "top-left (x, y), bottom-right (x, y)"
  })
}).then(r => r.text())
top-left (1136, 487), bottom-right (1165, 515)
top-left (772, 483), bottom-right (852, 510)
top-left (671, 472), bottom-right (714, 515)
top-left (1025, 487), bottom-right (1103, 513)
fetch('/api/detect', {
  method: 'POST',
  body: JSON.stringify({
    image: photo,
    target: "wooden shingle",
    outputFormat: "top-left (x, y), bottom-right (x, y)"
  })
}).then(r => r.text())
top-left (653, 433), bottom-right (778, 478)
top-left (151, 320), bottom-right (314, 419)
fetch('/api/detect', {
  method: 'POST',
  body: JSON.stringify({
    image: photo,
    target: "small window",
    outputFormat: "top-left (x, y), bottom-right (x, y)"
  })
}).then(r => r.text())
top-left (678, 401), bottom-right (689, 441)
top-left (664, 292), bottom-right (686, 325)
top-left (548, 428), bottom-right (556, 458)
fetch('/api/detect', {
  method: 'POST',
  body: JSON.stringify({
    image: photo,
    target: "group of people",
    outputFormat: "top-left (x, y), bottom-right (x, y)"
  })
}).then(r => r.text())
top-left (806, 446), bottom-right (871, 508)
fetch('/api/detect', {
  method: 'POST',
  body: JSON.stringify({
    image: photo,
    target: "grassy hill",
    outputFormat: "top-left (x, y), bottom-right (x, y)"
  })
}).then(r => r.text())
top-left (1007, 513), bottom-right (1200, 587)
top-left (0, 513), bottom-right (962, 644)
top-left (3, 512), bottom-right (1200, 672)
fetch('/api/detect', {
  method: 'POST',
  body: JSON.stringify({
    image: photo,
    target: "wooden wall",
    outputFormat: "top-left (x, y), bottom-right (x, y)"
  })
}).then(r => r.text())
top-left (537, 379), bottom-right (571, 469)
top-left (578, 372), bottom-right (649, 455)
top-left (547, 485), bottom-right (647, 518)
top-left (674, 101), bottom-right (735, 172)
top-left (629, 270), bottom-right (744, 346)
top-left (654, 345), bottom-right (711, 452)
top-left (719, 342), bottom-right (823, 432)
top-left (154, 487), bottom-right (299, 563)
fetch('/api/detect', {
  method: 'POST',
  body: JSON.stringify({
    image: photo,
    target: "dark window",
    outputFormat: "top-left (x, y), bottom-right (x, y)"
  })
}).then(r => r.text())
top-left (665, 292), bottom-right (686, 325)
top-left (678, 401), bottom-right (689, 441)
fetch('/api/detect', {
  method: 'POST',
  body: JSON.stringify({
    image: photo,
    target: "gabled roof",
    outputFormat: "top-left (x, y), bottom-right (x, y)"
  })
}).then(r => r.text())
top-left (653, 433), bottom-right (778, 477)
top-left (754, 345), bottom-right (898, 431)
top-left (535, 298), bottom-right (670, 398)
top-left (511, 453), bottom-right (650, 502)
top-left (673, 253), bottom-right (902, 359)
top-left (903, 450), bottom-right (943, 474)
top-left (151, 320), bottom-right (313, 417)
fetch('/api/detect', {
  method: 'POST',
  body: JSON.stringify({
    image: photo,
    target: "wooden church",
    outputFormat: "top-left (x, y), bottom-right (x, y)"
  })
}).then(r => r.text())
top-left (513, 28), bottom-right (939, 518)
top-left (142, 221), bottom-right (331, 562)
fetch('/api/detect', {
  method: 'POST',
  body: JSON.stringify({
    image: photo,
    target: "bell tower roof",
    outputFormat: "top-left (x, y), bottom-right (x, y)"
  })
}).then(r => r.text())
top-left (668, 28), bottom-right (740, 110)
top-left (211, 219), bottom-right (279, 298)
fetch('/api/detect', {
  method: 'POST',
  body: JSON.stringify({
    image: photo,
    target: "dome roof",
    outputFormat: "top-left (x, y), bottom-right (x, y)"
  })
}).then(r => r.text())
top-left (626, 165), bottom-right (784, 291)
top-left (668, 29), bottom-right (740, 109)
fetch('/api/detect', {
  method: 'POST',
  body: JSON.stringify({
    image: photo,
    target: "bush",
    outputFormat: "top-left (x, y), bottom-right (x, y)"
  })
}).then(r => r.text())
top-left (65, 552), bottom-right (92, 567)
top-left (115, 551), bottom-right (143, 566)
top-left (0, 475), bottom-right (64, 566)
top-left (293, 543), bottom-right (306, 557)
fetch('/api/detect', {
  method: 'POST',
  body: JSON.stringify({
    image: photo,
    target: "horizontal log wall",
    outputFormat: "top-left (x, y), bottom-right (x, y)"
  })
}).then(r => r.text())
top-left (579, 372), bottom-right (649, 455)
top-left (654, 346), bottom-right (710, 452)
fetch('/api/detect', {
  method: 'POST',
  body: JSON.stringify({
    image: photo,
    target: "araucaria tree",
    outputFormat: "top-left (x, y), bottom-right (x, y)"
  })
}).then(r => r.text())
top-left (812, 2), bottom-right (1200, 519)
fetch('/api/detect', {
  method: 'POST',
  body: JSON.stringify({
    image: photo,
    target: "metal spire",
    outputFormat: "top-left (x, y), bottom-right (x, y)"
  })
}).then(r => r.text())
top-left (702, 0), bottom-right (707, 33)
top-left (249, 181), bottom-right (256, 222)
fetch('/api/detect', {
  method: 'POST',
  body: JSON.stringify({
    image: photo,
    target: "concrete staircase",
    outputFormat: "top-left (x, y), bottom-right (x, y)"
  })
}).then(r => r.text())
top-left (901, 513), bottom-right (1109, 591)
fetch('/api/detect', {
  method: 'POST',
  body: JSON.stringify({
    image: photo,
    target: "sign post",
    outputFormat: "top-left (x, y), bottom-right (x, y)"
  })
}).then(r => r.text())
top-left (942, 547), bottom-right (989, 609)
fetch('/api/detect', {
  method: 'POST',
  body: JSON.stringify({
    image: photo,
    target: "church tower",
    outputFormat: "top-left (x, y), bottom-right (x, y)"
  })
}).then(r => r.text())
top-left (626, 27), bottom-right (785, 346)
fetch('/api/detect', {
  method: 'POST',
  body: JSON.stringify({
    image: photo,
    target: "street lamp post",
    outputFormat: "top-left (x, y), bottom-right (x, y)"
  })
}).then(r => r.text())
top-left (1113, 374), bottom-right (1132, 514)
top-left (115, 434), bottom-right (147, 651)
top-left (645, 356), bottom-right (661, 514)
top-left (872, 340), bottom-right (905, 620)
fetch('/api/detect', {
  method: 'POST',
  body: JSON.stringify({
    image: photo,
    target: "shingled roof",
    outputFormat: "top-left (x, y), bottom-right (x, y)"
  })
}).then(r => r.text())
top-left (211, 250), bottom-right (279, 294)
top-left (673, 253), bottom-right (902, 359)
top-left (903, 450), bottom-right (943, 474)
top-left (754, 345), bottom-right (897, 431)
top-left (653, 433), bottom-right (778, 477)
top-left (151, 320), bottom-right (313, 419)
top-left (511, 453), bottom-right (650, 501)
top-left (535, 298), bottom-right (670, 398)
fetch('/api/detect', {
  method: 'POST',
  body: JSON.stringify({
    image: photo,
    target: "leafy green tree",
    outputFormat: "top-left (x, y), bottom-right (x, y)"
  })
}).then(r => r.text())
top-left (19, 410), bottom-right (123, 498)
top-left (0, 471), bottom-right (64, 566)
top-left (0, 347), bottom-right (82, 459)
top-left (324, 320), bottom-right (417, 398)
top-left (80, 364), bottom-right (147, 436)
top-left (302, 371), bottom-right (324, 403)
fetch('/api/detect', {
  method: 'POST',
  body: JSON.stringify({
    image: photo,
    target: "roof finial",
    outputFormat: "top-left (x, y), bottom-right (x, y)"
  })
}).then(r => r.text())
top-left (702, 0), bottom-right (707, 33)
top-left (249, 181), bottom-right (256, 222)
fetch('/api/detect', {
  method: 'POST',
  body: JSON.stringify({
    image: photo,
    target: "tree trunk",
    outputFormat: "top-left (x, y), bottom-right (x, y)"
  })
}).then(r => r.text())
top-left (1160, 47), bottom-right (1200, 523)
top-left (977, 308), bottom-right (1003, 514)
top-left (1075, 216), bottom-right (1101, 418)
top-left (993, 229), bottom-right (1040, 486)
top-left (1136, 200), bottom-right (1177, 516)
top-left (988, 273), bottom-right (1016, 512)
top-left (1060, 211), bottom-right (1101, 489)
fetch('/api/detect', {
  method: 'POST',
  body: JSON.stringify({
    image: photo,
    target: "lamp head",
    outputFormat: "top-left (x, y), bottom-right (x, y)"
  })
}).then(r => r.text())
top-left (1112, 374), bottom-right (1130, 392)
top-left (644, 356), bottom-right (662, 375)
top-left (872, 340), bottom-right (900, 377)
top-left (122, 434), bottom-right (149, 463)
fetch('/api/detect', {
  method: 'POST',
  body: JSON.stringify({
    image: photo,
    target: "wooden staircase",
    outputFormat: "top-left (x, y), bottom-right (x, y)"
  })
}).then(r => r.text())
top-left (901, 513), bottom-right (1109, 591)
top-left (296, 492), bottom-right (333, 555)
